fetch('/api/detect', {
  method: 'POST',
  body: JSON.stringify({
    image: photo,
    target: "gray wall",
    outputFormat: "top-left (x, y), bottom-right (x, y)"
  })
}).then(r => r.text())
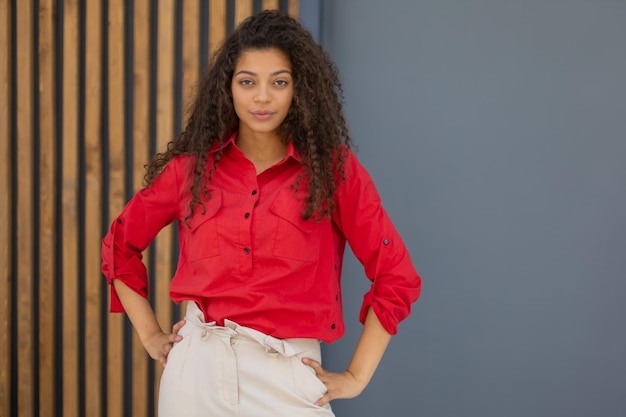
top-left (317, 1), bottom-right (626, 416)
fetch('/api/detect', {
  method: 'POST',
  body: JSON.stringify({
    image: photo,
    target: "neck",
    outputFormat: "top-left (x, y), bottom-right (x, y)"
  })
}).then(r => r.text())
top-left (236, 129), bottom-right (288, 173)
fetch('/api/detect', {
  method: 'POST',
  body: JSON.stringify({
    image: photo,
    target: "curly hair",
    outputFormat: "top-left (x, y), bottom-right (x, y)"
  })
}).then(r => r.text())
top-left (145, 10), bottom-right (352, 222)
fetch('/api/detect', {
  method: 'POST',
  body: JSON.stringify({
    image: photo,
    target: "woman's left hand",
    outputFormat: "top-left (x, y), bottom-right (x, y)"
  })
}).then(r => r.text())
top-left (301, 358), bottom-right (367, 407)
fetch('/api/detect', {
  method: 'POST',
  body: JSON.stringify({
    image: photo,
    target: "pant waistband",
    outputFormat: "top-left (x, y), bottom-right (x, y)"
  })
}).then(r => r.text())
top-left (184, 301), bottom-right (320, 358)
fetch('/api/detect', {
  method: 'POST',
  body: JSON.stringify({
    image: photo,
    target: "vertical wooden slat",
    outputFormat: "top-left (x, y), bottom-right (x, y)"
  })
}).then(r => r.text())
top-left (107, 0), bottom-right (125, 416)
top-left (62, 0), bottom-right (80, 415)
top-left (262, 0), bottom-right (279, 11)
top-left (38, 1), bottom-right (57, 416)
top-left (84, 0), bottom-right (103, 415)
top-left (235, 0), bottom-right (253, 26)
top-left (182, 0), bottom-right (200, 123)
top-left (15, 0), bottom-right (34, 415)
top-left (132, 0), bottom-right (150, 415)
top-left (209, 0), bottom-right (226, 57)
top-left (0, 0), bottom-right (12, 416)
top-left (288, 0), bottom-right (299, 18)
top-left (153, 0), bottom-right (176, 400)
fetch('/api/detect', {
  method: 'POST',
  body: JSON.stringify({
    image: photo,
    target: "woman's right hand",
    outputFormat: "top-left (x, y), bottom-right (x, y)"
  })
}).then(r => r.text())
top-left (111, 280), bottom-right (189, 367)
top-left (143, 319), bottom-right (186, 367)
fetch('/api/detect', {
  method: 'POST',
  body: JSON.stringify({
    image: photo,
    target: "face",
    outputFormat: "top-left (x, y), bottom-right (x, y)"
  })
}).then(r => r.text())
top-left (231, 48), bottom-right (294, 139)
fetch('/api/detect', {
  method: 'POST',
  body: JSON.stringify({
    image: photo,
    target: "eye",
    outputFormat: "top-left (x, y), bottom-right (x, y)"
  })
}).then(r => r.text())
top-left (274, 79), bottom-right (289, 87)
top-left (239, 79), bottom-right (254, 86)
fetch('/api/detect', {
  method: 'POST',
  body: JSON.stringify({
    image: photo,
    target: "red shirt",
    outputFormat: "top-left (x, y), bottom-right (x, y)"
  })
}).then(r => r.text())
top-left (102, 133), bottom-right (421, 343)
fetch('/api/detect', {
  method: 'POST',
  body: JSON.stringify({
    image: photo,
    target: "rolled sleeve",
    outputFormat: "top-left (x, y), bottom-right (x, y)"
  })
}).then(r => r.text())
top-left (334, 150), bottom-right (421, 334)
top-left (101, 210), bottom-right (151, 311)
top-left (101, 158), bottom-right (185, 312)
top-left (358, 235), bottom-right (421, 334)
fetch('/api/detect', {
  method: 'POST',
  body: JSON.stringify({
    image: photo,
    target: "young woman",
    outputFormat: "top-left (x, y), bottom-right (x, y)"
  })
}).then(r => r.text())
top-left (102, 10), bottom-right (421, 417)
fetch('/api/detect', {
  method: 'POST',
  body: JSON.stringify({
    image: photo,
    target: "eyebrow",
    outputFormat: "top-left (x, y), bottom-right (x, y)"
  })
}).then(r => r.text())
top-left (234, 69), bottom-right (292, 77)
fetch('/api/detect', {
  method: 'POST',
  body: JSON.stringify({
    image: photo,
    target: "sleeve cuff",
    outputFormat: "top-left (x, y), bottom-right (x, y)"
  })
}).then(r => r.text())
top-left (359, 293), bottom-right (399, 335)
top-left (109, 283), bottom-right (125, 313)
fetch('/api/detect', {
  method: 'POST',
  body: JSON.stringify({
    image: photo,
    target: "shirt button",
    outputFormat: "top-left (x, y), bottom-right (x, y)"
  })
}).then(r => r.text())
top-left (331, 323), bottom-right (336, 330)
top-left (243, 248), bottom-right (250, 254)
top-left (244, 212), bottom-right (250, 218)
top-left (117, 218), bottom-right (122, 224)
top-left (383, 239), bottom-right (389, 245)
top-left (335, 295), bottom-right (339, 301)
top-left (251, 190), bottom-right (257, 195)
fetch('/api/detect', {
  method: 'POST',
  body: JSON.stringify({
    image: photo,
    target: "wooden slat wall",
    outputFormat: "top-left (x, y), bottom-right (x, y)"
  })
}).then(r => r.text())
top-left (37, 1), bottom-right (57, 416)
top-left (83, 1), bottom-right (103, 416)
top-left (0, 1), bottom-right (299, 416)
top-left (15, 2), bottom-right (35, 417)
top-left (0, 2), bottom-right (11, 417)
top-left (62, 2), bottom-right (80, 416)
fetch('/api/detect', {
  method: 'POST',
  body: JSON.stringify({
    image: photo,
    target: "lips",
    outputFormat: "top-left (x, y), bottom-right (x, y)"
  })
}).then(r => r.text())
top-left (251, 109), bottom-right (274, 120)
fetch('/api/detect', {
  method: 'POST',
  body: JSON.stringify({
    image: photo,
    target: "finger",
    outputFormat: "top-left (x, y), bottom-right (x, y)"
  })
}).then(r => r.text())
top-left (302, 357), bottom-right (324, 375)
top-left (168, 332), bottom-right (183, 344)
top-left (160, 351), bottom-right (171, 367)
top-left (172, 319), bottom-right (186, 334)
top-left (315, 392), bottom-right (332, 407)
top-left (162, 339), bottom-right (177, 364)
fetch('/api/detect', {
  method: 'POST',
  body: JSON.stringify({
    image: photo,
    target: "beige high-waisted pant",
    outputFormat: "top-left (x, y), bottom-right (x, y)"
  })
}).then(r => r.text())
top-left (158, 302), bottom-right (335, 417)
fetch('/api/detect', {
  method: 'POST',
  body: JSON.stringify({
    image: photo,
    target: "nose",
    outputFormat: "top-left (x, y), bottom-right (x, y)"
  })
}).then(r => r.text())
top-left (254, 85), bottom-right (271, 103)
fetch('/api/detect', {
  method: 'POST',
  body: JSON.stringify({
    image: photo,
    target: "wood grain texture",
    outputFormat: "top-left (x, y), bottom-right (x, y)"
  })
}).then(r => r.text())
top-left (182, 0), bottom-right (200, 125)
top-left (38, 1), bottom-right (57, 415)
top-left (288, 0), bottom-right (299, 18)
top-left (0, 0), bottom-right (12, 415)
top-left (62, 0), bottom-right (80, 415)
top-left (235, 0), bottom-right (253, 27)
top-left (209, 0), bottom-right (226, 57)
top-left (106, 0), bottom-right (125, 416)
top-left (15, 0), bottom-right (34, 415)
top-left (84, 0), bottom-right (103, 415)
top-left (262, 0), bottom-right (279, 11)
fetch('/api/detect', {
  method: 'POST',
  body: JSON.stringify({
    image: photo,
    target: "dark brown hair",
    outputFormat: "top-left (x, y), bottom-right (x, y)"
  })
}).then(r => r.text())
top-left (145, 10), bottom-right (352, 221)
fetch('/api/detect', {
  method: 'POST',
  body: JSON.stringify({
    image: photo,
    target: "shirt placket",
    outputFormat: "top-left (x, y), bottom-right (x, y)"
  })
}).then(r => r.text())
top-left (239, 186), bottom-right (259, 275)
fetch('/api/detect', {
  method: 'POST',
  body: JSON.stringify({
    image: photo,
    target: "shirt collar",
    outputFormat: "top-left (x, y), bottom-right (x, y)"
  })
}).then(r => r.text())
top-left (284, 138), bottom-right (302, 163)
top-left (208, 131), bottom-right (237, 154)
top-left (209, 131), bottom-right (303, 163)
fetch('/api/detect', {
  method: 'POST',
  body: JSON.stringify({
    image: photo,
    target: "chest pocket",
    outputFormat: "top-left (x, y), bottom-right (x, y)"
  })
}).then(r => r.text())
top-left (269, 188), bottom-right (321, 263)
top-left (186, 190), bottom-right (222, 261)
